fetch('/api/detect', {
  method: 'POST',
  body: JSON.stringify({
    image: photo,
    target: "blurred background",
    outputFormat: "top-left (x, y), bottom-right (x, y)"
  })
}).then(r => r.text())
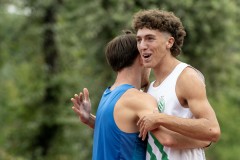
top-left (0, 0), bottom-right (239, 160)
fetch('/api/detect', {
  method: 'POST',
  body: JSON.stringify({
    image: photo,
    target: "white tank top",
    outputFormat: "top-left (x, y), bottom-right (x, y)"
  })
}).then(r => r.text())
top-left (146, 62), bottom-right (206, 160)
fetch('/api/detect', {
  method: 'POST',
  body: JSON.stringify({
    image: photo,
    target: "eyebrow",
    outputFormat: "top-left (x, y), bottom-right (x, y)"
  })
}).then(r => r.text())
top-left (136, 34), bottom-right (155, 38)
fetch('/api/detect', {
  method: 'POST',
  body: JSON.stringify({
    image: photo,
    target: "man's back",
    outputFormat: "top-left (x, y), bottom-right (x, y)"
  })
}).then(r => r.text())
top-left (92, 84), bottom-right (147, 160)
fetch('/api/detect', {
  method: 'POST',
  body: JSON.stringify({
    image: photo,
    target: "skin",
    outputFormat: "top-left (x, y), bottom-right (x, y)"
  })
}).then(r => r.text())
top-left (71, 64), bottom-right (151, 130)
top-left (72, 88), bottom-right (95, 129)
top-left (136, 27), bottom-right (221, 142)
top-left (71, 55), bottom-right (210, 149)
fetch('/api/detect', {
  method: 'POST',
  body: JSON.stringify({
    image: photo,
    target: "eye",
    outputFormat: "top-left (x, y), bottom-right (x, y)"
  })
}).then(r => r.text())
top-left (147, 36), bottom-right (154, 41)
top-left (136, 38), bottom-right (141, 43)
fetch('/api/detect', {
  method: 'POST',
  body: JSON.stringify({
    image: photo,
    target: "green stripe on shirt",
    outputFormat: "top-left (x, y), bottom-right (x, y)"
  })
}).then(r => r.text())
top-left (149, 133), bottom-right (169, 160)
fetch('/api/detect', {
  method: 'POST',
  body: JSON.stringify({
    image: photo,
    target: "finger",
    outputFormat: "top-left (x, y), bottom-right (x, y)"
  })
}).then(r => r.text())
top-left (71, 97), bottom-right (76, 104)
top-left (138, 129), bottom-right (143, 138)
top-left (138, 124), bottom-right (144, 138)
top-left (72, 106), bottom-right (81, 115)
top-left (74, 93), bottom-right (80, 104)
top-left (138, 132), bottom-right (142, 138)
top-left (142, 129), bottom-right (147, 141)
top-left (139, 119), bottom-right (145, 130)
top-left (137, 117), bottom-right (143, 126)
top-left (83, 88), bottom-right (90, 101)
top-left (137, 119), bottom-right (140, 126)
top-left (137, 120), bottom-right (140, 126)
top-left (71, 98), bottom-right (79, 108)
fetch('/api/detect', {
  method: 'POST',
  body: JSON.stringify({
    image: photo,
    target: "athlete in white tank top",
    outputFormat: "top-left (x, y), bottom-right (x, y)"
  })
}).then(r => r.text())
top-left (146, 63), bottom-right (206, 160)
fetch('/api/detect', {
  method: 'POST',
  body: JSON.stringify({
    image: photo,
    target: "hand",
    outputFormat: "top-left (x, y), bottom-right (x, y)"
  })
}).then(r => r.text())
top-left (137, 112), bottom-right (160, 140)
top-left (71, 88), bottom-right (91, 125)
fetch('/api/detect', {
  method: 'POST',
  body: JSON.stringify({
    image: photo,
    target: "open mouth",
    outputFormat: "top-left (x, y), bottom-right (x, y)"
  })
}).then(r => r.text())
top-left (142, 53), bottom-right (151, 59)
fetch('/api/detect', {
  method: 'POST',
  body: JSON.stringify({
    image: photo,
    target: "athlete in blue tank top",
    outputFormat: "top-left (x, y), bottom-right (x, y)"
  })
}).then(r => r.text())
top-left (92, 84), bottom-right (147, 160)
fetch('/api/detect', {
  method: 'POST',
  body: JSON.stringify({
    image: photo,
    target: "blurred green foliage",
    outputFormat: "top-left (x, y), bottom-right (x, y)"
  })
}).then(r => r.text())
top-left (0, 0), bottom-right (239, 159)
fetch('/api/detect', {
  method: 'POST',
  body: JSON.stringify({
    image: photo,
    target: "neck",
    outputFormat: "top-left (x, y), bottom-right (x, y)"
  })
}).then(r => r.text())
top-left (153, 56), bottom-right (180, 85)
top-left (111, 67), bottom-right (142, 90)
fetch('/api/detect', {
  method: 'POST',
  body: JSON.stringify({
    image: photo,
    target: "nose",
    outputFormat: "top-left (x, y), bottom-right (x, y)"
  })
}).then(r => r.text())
top-left (138, 39), bottom-right (148, 51)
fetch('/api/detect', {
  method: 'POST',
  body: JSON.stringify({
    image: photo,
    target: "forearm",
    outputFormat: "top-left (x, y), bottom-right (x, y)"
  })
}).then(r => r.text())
top-left (152, 126), bottom-right (210, 149)
top-left (157, 114), bottom-right (218, 142)
top-left (164, 129), bottom-right (211, 149)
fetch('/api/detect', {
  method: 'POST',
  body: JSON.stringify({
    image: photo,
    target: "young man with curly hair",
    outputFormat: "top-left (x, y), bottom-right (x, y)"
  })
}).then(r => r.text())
top-left (133, 9), bottom-right (221, 160)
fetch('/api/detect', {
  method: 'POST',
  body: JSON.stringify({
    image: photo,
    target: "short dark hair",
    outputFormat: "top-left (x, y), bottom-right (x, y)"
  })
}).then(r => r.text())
top-left (132, 9), bottom-right (186, 57)
top-left (105, 31), bottom-right (139, 72)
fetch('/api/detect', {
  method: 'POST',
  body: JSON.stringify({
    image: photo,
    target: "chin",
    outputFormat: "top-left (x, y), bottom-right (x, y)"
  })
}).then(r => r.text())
top-left (143, 63), bottom-right (152, 68)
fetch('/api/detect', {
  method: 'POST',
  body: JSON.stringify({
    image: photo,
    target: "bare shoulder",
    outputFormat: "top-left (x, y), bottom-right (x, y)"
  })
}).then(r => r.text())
top-left (177, 66), bottom-right (207, 99)
top-left (121, 88), bottom-right (157, 110)
top-left (179, 67), bottom-right (205, 87)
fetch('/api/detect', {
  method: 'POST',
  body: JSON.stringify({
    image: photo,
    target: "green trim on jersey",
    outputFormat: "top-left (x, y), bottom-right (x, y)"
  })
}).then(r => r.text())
top-left (147, 143), bottom-right (157, 160)
top-left (149, 133), bottom-right (169, 160)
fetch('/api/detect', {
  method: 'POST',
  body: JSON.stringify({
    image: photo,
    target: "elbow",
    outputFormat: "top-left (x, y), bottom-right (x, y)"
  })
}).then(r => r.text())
top-left (209, 127), bottom-right (221, 142)
top-left (160, 137), bottom-right (175, 147)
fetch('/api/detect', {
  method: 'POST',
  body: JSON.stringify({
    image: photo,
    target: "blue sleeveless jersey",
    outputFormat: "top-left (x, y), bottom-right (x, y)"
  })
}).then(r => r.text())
top-left (92, 84), bottom-right (147, 160)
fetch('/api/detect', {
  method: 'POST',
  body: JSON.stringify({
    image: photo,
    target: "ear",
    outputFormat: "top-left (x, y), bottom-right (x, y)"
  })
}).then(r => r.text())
top-left (166, 37), bottom-right (175, 49)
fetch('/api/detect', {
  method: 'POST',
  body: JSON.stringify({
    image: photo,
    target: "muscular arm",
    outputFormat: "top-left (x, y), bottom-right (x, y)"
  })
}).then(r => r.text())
top-left (152, 126), bottom-right (210, 149)
top-left (71, 83), bottom-right (150, 129)
top-left (133, 91), bottom-right (210, 149)
top-left (72, 87), bottom-right (211, 149)
top-left (138, 68), bottom-right (221, 142)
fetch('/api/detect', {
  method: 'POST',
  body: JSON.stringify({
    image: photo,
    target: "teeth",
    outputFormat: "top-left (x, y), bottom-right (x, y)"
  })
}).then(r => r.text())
top-left (143, 54), bottom-right (151, 58)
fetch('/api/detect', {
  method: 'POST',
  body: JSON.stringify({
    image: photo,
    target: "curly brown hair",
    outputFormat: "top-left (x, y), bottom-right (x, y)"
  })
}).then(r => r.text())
top-left (132, 9), bottom-right (186, 57)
